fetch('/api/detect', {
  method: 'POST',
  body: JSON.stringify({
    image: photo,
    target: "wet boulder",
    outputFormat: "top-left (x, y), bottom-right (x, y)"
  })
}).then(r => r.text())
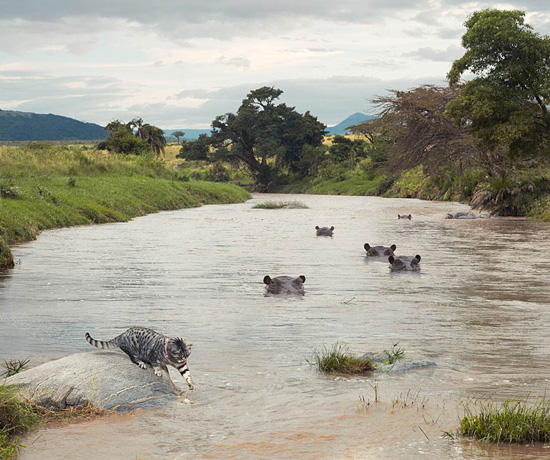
top-left (6, 351), bottom-right (181, 411)
top-left (388, 255), bottom-right (421, 271)
top-left (315, 226), bottom-right (334, 236)
top-left (364, 243), bottom-right (396, 257)
top-left (263, 275), bottom-right (306, 295)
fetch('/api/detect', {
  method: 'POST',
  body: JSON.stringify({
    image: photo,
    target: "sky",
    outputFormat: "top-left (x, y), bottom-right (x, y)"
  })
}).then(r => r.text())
top-left (1, 1), bottom-right (550, 130)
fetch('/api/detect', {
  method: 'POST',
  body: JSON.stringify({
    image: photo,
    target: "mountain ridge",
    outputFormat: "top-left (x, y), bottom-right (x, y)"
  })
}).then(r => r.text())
top-left (0, 109), bottom-right (107, 141)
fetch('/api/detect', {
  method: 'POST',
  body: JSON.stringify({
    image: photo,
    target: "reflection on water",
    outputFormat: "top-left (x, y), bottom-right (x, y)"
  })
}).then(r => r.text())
top-left (1, 194), bottom-right (550, 459)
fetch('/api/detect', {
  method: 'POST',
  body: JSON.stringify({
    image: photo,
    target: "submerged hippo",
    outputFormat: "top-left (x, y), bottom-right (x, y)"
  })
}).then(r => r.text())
top-left (315, 226), bottom-right (334, 237)
top-left (263, 275), bottom-right (306, 295)
top-left (398, 214), bottom-right (412, 220)
top-left (388, 255), bottom-right (421, 271)
top-left (364, 243), bottom-right (397, 257)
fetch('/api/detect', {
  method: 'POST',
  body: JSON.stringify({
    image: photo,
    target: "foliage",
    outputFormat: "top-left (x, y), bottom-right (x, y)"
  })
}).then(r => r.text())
top-left (177, 134), bottom-right (211, 161)
top-left (98, 118), bottom-right (166, 157)
top-left (171, 131), bottom-right (185, 144)
top-left (459, 396), bottom-right (550, 443)
top-left (328, 135), bottom-right (370, 167)
top-left (307, 343), bottom-right (375, 374)
top-left (204, 86), bottom-right (326, 192)
top-left (365, 85), bottom-right (480, 174)
top-left (446, 9), bottom-right (550, 165)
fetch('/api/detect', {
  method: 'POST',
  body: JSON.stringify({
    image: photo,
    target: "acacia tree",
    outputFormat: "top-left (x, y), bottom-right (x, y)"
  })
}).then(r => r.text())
top-left (355, 85), bottom-right (480, 175)
top-left (446, 9), bottom-right (550, 164)
top-left (172, 131), bottom-right (185, 144)
top-left (208, 86), bottom-right (326, 191)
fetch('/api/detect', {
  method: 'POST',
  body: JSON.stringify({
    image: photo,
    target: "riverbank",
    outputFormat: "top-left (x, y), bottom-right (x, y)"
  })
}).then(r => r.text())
top-left (0, 144), bottom-right (250, 270)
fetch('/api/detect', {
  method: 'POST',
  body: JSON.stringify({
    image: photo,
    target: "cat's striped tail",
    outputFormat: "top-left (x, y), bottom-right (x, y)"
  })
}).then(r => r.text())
top-left (85, 332), bottom-right (118, 350)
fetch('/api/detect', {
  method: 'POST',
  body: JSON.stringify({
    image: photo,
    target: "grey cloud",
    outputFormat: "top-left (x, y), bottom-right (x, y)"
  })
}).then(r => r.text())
top-left (215, 56), bottom-right (251, 69)
top-left (1, 0), bottom-right (428, 46)
top-left (413, 11), bottom-right (441, 26)
top-left (403, 45), bottom-right (463, 62)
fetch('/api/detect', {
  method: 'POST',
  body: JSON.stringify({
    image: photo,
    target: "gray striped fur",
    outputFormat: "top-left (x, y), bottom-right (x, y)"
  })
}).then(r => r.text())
top-left (85, 327), bottom-right (194, 390)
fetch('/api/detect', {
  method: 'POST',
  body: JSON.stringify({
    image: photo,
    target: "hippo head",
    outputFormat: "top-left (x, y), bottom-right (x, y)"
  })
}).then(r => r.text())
top-left (398, 214), bottom-right (412, 220)
top-left (388, 255), bottom-right (421, 271)
top-left (364, 243), bottom-right (397, 257)
top-left (315, 226), bottom-right (334, 236)
top-left (263, 275), bottom-right (306, 295)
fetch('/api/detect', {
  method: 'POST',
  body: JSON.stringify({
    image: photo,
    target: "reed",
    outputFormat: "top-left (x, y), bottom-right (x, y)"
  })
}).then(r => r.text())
top-left (459, 395), bottom-right (550, 443)
top-left (307, 343), bottom-right (374, 375)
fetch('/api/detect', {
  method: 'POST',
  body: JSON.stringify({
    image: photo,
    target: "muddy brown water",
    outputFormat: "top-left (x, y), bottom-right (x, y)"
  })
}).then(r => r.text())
top-left (1, 194), bottom-right (550, 459)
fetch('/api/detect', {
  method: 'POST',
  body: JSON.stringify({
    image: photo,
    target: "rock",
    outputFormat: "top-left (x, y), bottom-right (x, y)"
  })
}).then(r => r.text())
top-left (360, 352), bottom-right (436, 373)
top-left (6, 351), bottom-right (180, 411)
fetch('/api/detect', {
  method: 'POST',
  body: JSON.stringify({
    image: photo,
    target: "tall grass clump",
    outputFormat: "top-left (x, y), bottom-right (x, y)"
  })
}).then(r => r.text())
top-left (253, 200), bottom-right (308, 209)
top-left (459, 396), bottom-right (550, 443)
top-left (0, 383), bottom-right (40, 459)
top-left (307, 343), bottom-right (375, 375)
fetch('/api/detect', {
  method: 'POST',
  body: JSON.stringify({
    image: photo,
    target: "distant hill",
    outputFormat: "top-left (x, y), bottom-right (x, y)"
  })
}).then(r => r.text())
top-left (326, 113), bottom-right (376, 135)
top-left (0, 109), bottom-right (107, 141)
top-left (164, 128), bottom-right (211, 141)
top-left (165, 113), bottom-right (377, 141)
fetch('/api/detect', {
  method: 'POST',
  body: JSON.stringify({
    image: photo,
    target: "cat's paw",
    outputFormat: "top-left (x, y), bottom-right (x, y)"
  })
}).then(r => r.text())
top-left (154, 369), bottom-right (163, 377)
top-left (138, 362), bottom-right (147, 369)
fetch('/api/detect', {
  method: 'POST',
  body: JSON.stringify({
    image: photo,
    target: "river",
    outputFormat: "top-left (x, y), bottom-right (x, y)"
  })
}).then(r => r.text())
top-left (1, 193), bottom-right (550, 459)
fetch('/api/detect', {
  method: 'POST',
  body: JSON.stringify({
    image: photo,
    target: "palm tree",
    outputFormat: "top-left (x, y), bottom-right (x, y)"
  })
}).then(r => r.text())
top-left (141, 124), bottom-right (166, 158)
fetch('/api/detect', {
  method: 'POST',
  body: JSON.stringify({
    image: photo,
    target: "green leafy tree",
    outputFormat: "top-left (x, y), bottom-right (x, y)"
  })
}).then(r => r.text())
top-left (446, 9), bottom-right (550, 166)
top-left (99, 118), bottom-right (166, 157)
top-left (209, 86), bottom-right (326, 191)
top-left (172, 131), bottom-right (185, 144)
top-left (177, 133), bottom-right (211, 161)
top-left (328, 135), bottom-right (369, 167)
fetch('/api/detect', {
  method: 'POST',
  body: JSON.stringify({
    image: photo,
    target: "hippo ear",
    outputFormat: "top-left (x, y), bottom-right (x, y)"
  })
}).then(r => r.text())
top-left (330, 226), bottom-right (334, 231)
top-left (408, 214), bottom-right (412, 219)
top-left (364, 243), bottom-right (371, 251)
top-left (414, 255), bottom-right (421, 262)
top-left (390, 244), bottom-right (396, 251)
top-left (315, 226), bottom-right (319, 230)
top-left (299, 275), bottom-right (306, 283)
top-left (263, 276), bottom-right (272, 285)
top-left (388, 256), bottom-right (395, 263)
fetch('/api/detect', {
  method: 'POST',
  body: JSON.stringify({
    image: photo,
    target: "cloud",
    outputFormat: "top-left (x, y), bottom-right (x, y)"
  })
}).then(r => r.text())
top-left (215, 56), bottom-right (251, 69)
top-left (403, 45), bottom-right (464, 62)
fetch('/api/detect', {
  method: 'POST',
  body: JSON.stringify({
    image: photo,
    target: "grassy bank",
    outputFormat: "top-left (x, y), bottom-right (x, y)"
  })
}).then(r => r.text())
top-left (0, 144), bottom-right (250, 269)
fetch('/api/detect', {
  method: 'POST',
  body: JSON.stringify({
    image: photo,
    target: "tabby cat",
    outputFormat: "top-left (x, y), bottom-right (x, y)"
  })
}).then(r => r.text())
top-left (85, 327), bottom-right (194, 390)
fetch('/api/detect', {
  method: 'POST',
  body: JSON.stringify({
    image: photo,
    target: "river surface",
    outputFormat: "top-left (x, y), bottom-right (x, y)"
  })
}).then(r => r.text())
top-left (1, 193), bottom-right (550, 459)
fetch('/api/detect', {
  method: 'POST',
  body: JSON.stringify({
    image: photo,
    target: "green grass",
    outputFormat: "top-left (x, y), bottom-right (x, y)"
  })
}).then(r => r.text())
top-left (458, 396), bottom-right (550, 443)
top-left (307, 343), bottom-right (375, 375)
top-left (0, 145), bottom-right (250, 269)
top-left (252, 200), bottom-right (308, 209)
top-left (0, 383), bottom-right (41, 459)
top-left (384, 342), bottom-right (405, 365)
